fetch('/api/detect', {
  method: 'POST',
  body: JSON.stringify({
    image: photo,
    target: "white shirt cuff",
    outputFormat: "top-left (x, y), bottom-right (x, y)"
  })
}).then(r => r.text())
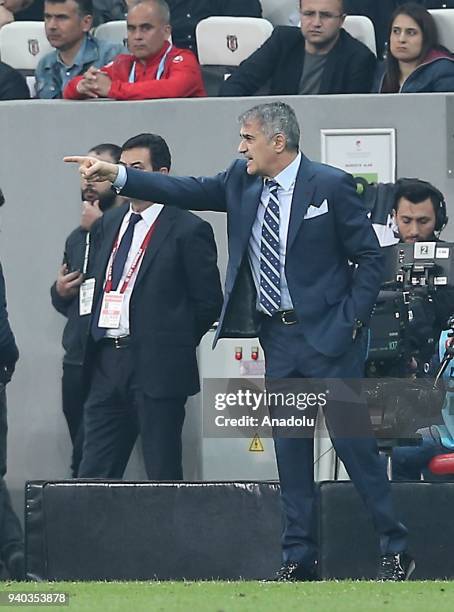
top-left (112, 164), bottom-right (127, 193)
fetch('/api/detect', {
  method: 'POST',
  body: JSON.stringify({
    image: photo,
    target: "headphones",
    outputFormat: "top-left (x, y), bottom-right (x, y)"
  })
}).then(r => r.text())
top-left (395, 178), bottom-right (448, 234)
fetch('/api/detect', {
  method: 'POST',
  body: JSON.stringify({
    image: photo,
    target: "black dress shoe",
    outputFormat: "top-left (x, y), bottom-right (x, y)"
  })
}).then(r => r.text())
top-left (5, 550), bottom-right (25, 581)
top-left (270, 561), bottom-right (318, 582)
top-left (377, 552), bottom-right (415, 581)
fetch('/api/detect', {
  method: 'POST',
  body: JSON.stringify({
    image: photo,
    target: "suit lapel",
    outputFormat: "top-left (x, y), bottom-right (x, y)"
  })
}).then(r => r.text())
top-left (286, 155), bottom-right (317, 252)
top-left (134, 206), bottom-right (174, 289)
top-left (239, 176), bottom-right (263, 257)
top-left (93, 204), bottom-right (128, 300)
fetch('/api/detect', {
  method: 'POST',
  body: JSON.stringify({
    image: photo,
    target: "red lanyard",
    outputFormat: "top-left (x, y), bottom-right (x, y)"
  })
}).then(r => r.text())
top-left (104, 220), bottom-right (156, 294)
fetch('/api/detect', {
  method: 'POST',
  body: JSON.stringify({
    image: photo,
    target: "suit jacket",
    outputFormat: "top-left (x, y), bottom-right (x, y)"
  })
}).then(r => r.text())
top-left (86, 203), bottom-right (223, 397)
top-left (0, 61), bottom-right (30, 101)
top-left (219, 27), bottom-right (377, 97)
top-left (119, 155), bottom-right (384, 358)
top-left (50, 227), bottom-right (93, 367)
top-left (0, 262), bottom-right (18, 383)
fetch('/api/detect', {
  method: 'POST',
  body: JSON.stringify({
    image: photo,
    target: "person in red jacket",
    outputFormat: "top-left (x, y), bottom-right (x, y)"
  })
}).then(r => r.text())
top-left (64, 0), bottom-right (205, 100)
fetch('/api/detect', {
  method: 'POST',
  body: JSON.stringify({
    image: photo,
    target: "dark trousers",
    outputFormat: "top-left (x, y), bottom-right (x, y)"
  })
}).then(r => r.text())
top-left (392, 433), bottom-right (453, 481)
top-left (259, 318), bottom-right (408, 565)
top-left (78, 344), bottom-right (186, 480)
top-left (62, 364), bottom-right (86, 477)
top-left (0, 389), bottom-right (23, 562)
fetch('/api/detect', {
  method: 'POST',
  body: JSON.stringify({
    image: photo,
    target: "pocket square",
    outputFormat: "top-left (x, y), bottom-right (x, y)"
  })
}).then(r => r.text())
top-left (304, 199), bottom-right (328, 220)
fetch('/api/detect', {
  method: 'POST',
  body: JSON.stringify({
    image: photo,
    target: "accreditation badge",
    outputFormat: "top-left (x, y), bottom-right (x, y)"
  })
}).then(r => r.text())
top-left (79, 278), bottom-right (95, 316)
top-left (98, 291), bottom-right (124, 328)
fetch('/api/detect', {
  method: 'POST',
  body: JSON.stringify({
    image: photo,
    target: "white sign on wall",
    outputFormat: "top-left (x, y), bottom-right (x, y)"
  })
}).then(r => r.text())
top-left (320, 128), bottom-right (396, 184)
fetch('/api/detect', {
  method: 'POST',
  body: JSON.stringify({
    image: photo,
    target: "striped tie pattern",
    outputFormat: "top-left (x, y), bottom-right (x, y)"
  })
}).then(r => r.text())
top-left (259, 179), bottom-right (281, 316)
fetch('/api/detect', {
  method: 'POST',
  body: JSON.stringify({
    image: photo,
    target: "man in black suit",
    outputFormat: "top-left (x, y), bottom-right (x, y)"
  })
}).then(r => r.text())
top-left (220, 0), bottom-right (376, 96)
top-left (0, 187), bottom-right (24, 580)
top-left (66, 102), bottom-right (413, 581)
top-left (77, 133), bottom-right (222, 480)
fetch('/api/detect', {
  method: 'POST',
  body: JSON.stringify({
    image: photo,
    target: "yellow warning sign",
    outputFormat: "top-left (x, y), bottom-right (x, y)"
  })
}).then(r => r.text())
top-left (249, 434), bottom-right (264, 452)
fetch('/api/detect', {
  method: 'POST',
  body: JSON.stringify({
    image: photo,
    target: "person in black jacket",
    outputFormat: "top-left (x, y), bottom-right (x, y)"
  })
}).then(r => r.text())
top-left (0, 62), bottom-right (30, 100)
top-left (0, 187), bottom-right (24, 581)
top-left (220, 0), bottom-right (376, 97)
top-left (51, 143), bottom-right (121, 477)
top-left (166, 0), bottom-right (262, 54)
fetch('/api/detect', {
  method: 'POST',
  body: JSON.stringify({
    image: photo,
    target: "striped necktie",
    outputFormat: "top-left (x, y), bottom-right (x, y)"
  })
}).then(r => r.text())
top-left (259, 180), bottom-right (281, 316)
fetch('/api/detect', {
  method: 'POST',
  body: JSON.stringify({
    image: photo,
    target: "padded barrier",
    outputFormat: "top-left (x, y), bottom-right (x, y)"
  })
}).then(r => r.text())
top-left (25, 481), bottom-right (281, 581)
top-left (318, 481), bottom-right (454, 580)
top-left (25, 480), bottom-right (454, 580)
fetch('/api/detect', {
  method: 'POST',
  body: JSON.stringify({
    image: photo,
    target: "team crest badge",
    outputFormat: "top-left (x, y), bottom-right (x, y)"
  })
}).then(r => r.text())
top-left (28, 39), bottom-right (40, 56)
top-left (226, 35), bottom-right (238, 53)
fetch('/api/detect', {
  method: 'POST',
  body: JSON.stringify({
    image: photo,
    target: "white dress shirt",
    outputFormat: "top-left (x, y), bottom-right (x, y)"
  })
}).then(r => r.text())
top-left (248, 152), bottom-right (302, 312)
top-left (105, 203), bottom-right (164, 337)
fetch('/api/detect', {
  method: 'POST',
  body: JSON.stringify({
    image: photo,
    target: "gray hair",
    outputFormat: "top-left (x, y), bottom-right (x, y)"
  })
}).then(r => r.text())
top-left (239, 102), bottom-right (300, 151)
top-left (129, 0), bottom-right (170, 24)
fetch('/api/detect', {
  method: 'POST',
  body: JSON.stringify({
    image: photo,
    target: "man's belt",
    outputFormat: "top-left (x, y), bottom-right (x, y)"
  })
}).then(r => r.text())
top-left (271, 309), bottom-right (298, 325)
top-left (99, 336), bottom-right (131, 349)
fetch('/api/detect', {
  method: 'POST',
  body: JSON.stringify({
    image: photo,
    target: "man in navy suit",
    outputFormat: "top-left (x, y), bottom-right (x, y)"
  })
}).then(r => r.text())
top-left (66, 102), bottom-right (413, 581)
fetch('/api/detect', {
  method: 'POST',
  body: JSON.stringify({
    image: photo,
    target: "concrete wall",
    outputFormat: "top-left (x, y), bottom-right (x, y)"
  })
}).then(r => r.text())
top-left (0, 93), bottom-right (453, 519)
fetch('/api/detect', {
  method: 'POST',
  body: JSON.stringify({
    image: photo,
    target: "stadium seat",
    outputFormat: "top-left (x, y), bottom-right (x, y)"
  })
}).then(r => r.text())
top-left (260, 0), bottom-right (299, 26)
top-left (195, 16), bottom-right (273, 95)
top-left (94, 20), bottom-right (128, 48)
top-left (343, 15), bottom-right (377, 56)
top-left (0, 21), bottom-right (52, 71)
top-left (429, 453), bottom-right (454, 475)
top-left (429, 9), bottom-right (454, 51)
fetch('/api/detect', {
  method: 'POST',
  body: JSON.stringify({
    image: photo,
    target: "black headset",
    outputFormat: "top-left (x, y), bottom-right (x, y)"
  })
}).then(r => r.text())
top-left (395, 178), bottom-right (448, 233)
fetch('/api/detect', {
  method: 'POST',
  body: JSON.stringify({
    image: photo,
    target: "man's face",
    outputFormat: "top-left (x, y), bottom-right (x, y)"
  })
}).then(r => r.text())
top-left (394, 197), bottom-right (437, 243)
top-left (81, 150), bottom-right (117, 210)
top-left (300, 0), bottom-right (344, 51)
top-left (238, 119), bottom-right (280, 177)
top-left (44, 0), bottom-right (92, 51)
top-left (120, 146), bottom-right (155, 172)
top-left (390, 14), bottom-right (423, 64)
top-left (127, 2), bottom-right (171, 60)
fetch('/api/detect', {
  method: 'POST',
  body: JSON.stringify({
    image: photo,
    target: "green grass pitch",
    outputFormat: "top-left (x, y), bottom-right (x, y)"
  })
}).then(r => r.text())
top-left (0, 581), bottom-right (453, 612)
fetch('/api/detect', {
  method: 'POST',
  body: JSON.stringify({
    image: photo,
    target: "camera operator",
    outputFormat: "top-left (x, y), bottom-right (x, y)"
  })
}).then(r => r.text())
top-left (393, 179), bottom-right (454, 358)
top-left (371, 179), bottom-right (454, 377)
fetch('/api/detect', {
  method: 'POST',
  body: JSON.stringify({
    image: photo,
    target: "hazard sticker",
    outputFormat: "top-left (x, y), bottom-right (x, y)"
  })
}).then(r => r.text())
top-left (249, 434), bottom-right (264, 452)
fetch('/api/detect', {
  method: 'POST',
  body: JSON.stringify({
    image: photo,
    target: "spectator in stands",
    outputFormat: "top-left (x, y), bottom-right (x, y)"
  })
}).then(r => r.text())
top-left (7, 0), bottom-right (42, 21)
top-left (12, 0), bottom-right (126, 25)
top-left (220, 0), bottom-right (376, 97)
top-left (35, 0), bottom-right (124, 98)
top-left (0, 187), bottom-right (25, 581)
top-left (0, 61), bottom-right (30, 99)
top-left (344, 1), bottom-right (396, 58)
top-left (91, 0), bottom-right (125, 26)
top-left (51, 143), bottom-right (121, 478)
top-left (0, 0), bottom-right (33, 28)
top-left (64, 0), bottom-right (205, 100)
top-left (166, 0), bottom-right (262, 55)
top-left (374, 2), bottom-right (454, 93)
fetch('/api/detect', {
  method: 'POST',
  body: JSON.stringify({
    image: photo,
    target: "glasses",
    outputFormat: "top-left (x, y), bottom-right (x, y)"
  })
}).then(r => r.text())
top-left (300, 10), bottom-right (344, 22)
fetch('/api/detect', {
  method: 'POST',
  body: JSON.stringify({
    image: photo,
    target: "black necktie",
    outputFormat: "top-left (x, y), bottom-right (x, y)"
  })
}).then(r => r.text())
top-left (111, 213), bottom-right (142, 290)
top-left (91, 213), bottom-right (142, 341)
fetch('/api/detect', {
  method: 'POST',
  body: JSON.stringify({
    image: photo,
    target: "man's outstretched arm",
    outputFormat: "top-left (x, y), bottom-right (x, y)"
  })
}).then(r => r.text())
top-left (64, 156), bottom-right (229, 213)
